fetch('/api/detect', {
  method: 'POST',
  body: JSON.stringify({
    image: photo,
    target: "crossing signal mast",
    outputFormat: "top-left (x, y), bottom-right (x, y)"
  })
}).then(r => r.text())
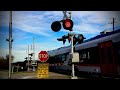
top-left (51, 11), bottom-right (86, 79)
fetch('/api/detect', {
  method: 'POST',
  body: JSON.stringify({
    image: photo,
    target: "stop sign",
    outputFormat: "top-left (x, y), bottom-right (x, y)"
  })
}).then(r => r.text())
top-left (38, 51), bottom-right (49, 62)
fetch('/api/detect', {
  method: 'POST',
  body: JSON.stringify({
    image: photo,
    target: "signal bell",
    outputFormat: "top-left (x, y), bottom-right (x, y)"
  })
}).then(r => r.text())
top-left (51, 21), bottom-right (61, 32)
top-left (63, 19), bottom-right (73, 31)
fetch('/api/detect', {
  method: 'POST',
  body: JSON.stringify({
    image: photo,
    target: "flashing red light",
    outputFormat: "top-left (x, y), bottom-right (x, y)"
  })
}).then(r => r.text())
top-left (63, 19), bottom-right (73, 31)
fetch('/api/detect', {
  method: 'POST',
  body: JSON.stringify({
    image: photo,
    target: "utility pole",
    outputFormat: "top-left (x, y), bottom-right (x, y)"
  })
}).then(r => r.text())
top-left (69, 11), bottom-right (77, 79)
top-left (109, 17), bottom-right (117, 31)
top-left (8, 11), bottom-right (13, 79)
top-left (27, 45), bottom-right (30, 71)
top-left (113, 18), bottom-right (115, 31)
top-left (33, 37), bottom-right (35, 71)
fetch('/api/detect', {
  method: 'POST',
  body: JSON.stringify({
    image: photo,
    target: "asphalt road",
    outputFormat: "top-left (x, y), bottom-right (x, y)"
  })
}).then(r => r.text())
top-left (0, 70), bottom-right (85, 79)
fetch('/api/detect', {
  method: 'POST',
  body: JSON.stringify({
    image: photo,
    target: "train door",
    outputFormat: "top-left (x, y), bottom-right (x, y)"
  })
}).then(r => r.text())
top-left (98, 41), bottom-right (117, 77)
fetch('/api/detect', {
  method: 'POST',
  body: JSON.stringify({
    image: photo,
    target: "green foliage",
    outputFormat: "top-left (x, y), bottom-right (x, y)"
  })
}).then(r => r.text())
top-left (0, 57), bottom-right (8, 70)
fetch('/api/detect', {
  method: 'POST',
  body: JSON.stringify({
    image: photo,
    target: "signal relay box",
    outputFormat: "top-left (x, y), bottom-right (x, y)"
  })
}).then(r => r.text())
top-left (67, 52), bottom-right (80, 64)
top-left (72, 52), bottom-right (80, 63)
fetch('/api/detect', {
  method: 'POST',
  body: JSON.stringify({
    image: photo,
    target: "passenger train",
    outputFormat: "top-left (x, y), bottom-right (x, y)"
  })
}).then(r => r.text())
top-left (47, 29), bottom-right (120, 78)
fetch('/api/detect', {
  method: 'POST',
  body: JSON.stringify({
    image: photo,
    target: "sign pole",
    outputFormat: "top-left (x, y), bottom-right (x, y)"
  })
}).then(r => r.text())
top-left (38, 51), bottom-right (49, 79)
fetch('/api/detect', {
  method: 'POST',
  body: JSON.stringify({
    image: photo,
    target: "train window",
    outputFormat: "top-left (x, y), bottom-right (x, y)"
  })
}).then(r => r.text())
top-left (101, 48), bottom-right (107, 64)
top-left (77, 47), bottom-right (100, 64)
top-left (88, 52), bottom-right (90, 59)
top-left (114, 42), bottom-right (120, 64)
top-left (118, 50), bottom-right (120, 55)
top-left (79, 51), bottom-right (91, 64)
top-left (61, 55), bottom-right (66, 61)
top-left (106, 47), bottom-right (113, 63)
top-left (88, 47), bottom-right (100, 64)
top-left (81, 53), bottom-right (87, 59)
top-left (57, 55), bottom-right (62, 63)
top-left (117, 48), bottom-right (120, 64)
top-left (79, 53), bottom-right (86, 63)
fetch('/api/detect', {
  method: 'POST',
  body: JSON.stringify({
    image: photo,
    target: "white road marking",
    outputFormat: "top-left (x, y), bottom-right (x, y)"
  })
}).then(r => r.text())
top-left (19, 76), bottom-right (36, 79)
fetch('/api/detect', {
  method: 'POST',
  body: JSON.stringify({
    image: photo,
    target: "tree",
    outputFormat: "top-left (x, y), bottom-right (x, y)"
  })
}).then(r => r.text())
top-left (0, 57), bottom-right (8, 69)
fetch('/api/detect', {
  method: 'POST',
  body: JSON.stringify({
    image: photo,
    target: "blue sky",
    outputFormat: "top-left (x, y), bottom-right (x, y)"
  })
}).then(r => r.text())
top-left (0, 11), bottom-right (120, 62)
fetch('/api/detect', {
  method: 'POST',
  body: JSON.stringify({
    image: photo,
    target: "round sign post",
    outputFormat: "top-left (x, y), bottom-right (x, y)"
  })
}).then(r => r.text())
top-left (38, 51), bottom-right (49, 63)
top-left (38, 51), bottom-right (49, 79)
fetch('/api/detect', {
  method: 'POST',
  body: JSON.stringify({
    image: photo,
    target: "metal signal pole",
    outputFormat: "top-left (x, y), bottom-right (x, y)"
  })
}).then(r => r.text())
top-left (69, 11), bottom-right (77, 79)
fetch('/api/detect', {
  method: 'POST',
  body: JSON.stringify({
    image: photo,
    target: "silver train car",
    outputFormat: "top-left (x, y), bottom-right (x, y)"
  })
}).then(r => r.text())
top-left (47, 29), bottom-right (120, 78)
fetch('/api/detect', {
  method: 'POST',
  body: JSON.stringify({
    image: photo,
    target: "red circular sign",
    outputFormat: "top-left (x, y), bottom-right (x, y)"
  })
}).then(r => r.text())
top-left (38, 51), bottom-right (49, 62)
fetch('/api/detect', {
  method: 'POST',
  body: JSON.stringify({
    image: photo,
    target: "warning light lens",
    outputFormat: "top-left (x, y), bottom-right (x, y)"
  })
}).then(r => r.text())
top-left (65, 21), bottom-right (71, 28)
top-left (51, 21), bottom-right (61, 32)
top-left (63, 19), bottom-right (73, 31)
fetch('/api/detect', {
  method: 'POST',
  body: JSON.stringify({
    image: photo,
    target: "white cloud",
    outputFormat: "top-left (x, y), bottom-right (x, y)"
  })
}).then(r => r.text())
top-left (0, 11), bottom-right (9, 27)
top-left (12, 31), bottom-right (33, 40)
top-left (0, 47), bottom-right (9, 58)
top-left (11, 11), bottom-right (63, 37)
top-left (73, 11), bottom-right (120, 25)
top-left (1, 11), bottom-right (120, 37)
top-left (13, 13), bottom-right (50, 36)
top-left (73, 22), bottom-right (101, 34)
top-left (73, 11), bottom-right (120, 19)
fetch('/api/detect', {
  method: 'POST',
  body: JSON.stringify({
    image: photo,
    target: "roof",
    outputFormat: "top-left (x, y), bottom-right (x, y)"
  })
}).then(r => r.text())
top-left (81, 29), bottom-right (120, 44)
top-left (48, 29), bottom-right (120, 56)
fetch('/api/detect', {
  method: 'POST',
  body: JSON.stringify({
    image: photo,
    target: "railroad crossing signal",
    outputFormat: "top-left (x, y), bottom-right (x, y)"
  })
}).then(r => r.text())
top-left (29, 53), bottom-right (34, 56)
top-left (24, 57), bottom-right (27, 60)
top-left (77, 34), bottom-right (86, 44)
top-left (51, 19), bottom-right (74, 32)
top-left (38, 51), bottom-right (49, 63)
top-left (57, 35), bottom-right (68, 44)
top-left (51, 11), bottom-right (73, 32)
top-left (63, 19), bottom-right (73, 31)
top-left (57, 33), bottom-right (86, 45)
top-left (51, 21), bottom-right (61, 32)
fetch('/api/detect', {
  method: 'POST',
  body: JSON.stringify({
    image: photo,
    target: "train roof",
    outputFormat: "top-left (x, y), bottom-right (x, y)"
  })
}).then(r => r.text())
top-left (81, 29), bottom-right (120, 43)
top-left (48, 29), bottom-right (120, 56)
top-left (48, 45), bottom-right (71, 56)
